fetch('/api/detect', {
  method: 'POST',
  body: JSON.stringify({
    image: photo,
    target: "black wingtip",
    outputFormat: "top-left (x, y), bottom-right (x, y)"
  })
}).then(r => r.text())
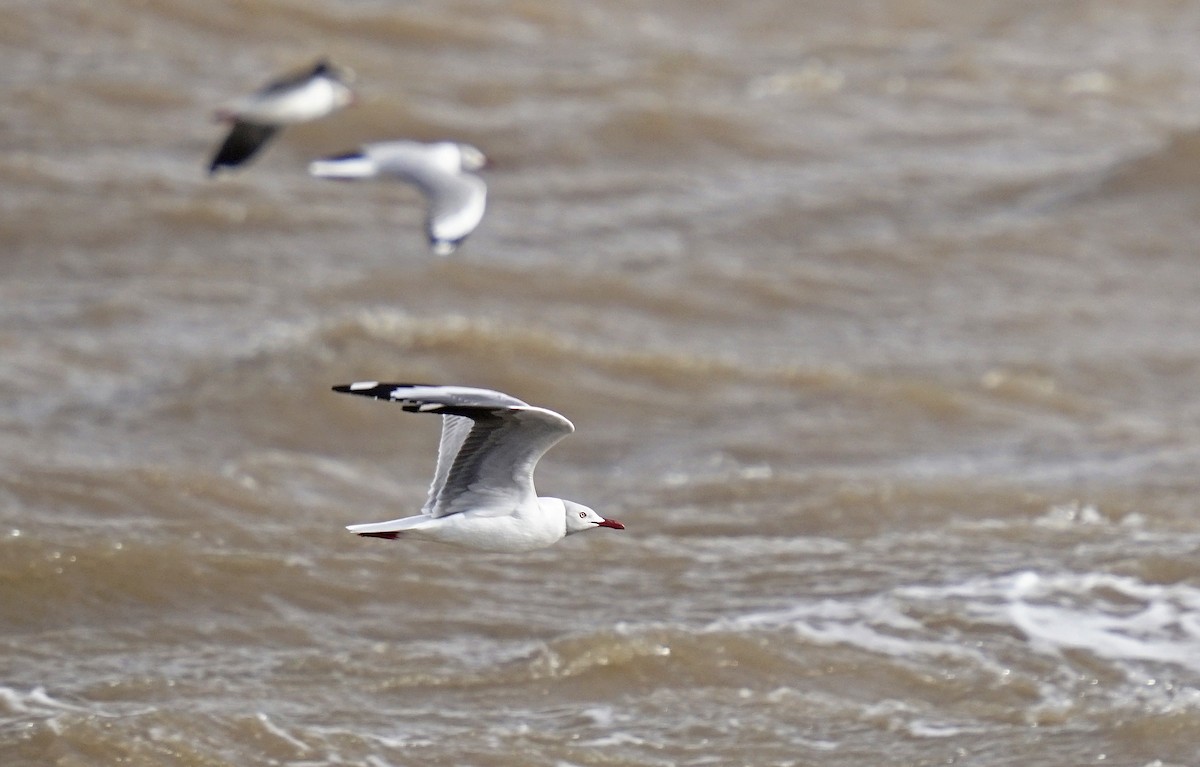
top-left (321, 150), bottom-right (366, 162)
top-left (206, 122), bottom-right (278, 175)
top-left (332, 382), bottom-right (438, 398)
top-left (357, 530), bottom-right (401, 540)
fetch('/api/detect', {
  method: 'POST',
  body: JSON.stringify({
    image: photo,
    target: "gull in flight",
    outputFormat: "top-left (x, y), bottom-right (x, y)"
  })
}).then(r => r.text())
top-left (333, 383), bottom-right (624, 552)
top-left (208, 59), bottom-right (355, 175)
top-left (309, 141), bottom-right (488, 255)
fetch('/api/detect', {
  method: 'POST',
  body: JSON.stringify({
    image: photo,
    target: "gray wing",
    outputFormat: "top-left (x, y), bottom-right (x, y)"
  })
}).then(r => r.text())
top-left (425, 413), bottom-right (474, 515)
top-left (331, 383), bottom-right (574, 518)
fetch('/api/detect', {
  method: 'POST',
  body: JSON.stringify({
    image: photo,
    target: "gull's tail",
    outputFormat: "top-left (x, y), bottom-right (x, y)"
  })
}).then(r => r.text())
top-left (346, 515), bottom-right (426, 540)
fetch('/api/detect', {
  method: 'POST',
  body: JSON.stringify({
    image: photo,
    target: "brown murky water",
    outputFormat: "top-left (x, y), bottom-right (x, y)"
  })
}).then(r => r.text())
top-left (5, 1), bottom-right (1200, 765)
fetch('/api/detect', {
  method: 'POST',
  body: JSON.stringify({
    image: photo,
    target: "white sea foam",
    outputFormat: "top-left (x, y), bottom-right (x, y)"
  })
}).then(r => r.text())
top-left (0, 685), bottom-right (86, 717)
top-left (0, 685), bottom-right (93, 737)
top-left (712, 569), bottom-right (1200, 712)
top-left (715, 593), bottom-right (995, 668)
top-left (254, 712), bottom-right (312, 754)
top-left (744, 568), bottom-right (1195, 657)
top-left (1003, 571), bottom-right (1200, 669)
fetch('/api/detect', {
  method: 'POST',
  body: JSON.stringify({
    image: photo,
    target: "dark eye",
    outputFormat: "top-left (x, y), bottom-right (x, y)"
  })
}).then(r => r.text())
top-left (579, 511), bottom-right (587, 518)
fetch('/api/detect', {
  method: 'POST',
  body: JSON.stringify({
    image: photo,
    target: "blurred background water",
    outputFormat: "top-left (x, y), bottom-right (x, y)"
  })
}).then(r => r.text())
top-left (4, 1), bottom-right (1200, 765)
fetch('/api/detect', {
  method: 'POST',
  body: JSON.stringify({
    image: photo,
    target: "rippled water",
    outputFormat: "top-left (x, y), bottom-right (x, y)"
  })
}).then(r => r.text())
top-left (5, 1), bottom-right (1200, 765)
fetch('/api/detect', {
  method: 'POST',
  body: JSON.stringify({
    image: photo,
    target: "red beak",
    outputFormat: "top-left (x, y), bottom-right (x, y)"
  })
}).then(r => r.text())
top-left (596, 518), bottom-right (625, 530)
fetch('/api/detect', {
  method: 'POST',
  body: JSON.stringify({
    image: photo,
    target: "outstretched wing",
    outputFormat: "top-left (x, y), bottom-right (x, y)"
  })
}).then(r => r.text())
top-left (332, 383), bottom-right (574, 518)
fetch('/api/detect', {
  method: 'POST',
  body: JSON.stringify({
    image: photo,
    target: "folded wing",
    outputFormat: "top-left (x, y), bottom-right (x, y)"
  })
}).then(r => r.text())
top-left (426, 173), bottom-right (487, 255)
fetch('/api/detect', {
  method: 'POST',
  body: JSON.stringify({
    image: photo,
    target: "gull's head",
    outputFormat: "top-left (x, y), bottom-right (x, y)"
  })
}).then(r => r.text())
top-left (312, 60), bottom-right (357, 109)
top-left (418, 142), bottom-right (488, 175)
top-left (456, 143), bottom-right (489, 172)
top-left (330, 80), bottom-right (356, 110)
top-left (562, 500), bottom-right (625, 536)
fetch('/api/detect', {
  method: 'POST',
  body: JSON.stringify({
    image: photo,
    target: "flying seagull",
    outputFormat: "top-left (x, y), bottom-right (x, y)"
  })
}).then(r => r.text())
top-left (208, 59), bottom-right (354, 175)
top-left (309, 141), bottom-right (488, 255)
top-left (333, 383), bottom-right (624, 552)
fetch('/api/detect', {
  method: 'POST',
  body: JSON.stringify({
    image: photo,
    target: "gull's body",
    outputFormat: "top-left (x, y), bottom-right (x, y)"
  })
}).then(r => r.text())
top-left (333, 383), bottom-right (623, 552)
top-left (208, 60), bottom-right (354, 175)
top-left (310, 142), bottom-right (488, 255)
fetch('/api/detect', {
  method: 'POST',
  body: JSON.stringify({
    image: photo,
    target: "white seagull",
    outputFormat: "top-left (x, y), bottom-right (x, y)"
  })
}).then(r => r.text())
top-left (309, 141), bottom-right (488, 255)
top-left (333, 383), bottom-right (624, 552)
top-left (208, 59), bottom-right (355, 175)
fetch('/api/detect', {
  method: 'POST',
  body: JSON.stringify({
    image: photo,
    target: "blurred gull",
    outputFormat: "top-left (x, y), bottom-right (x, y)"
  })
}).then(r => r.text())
top-left (208, 59), bottom-right (355, 175)
top-left (309, 141), bottom-right (488, 255)
top-left (333, 383), bottom-right (624, 552)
